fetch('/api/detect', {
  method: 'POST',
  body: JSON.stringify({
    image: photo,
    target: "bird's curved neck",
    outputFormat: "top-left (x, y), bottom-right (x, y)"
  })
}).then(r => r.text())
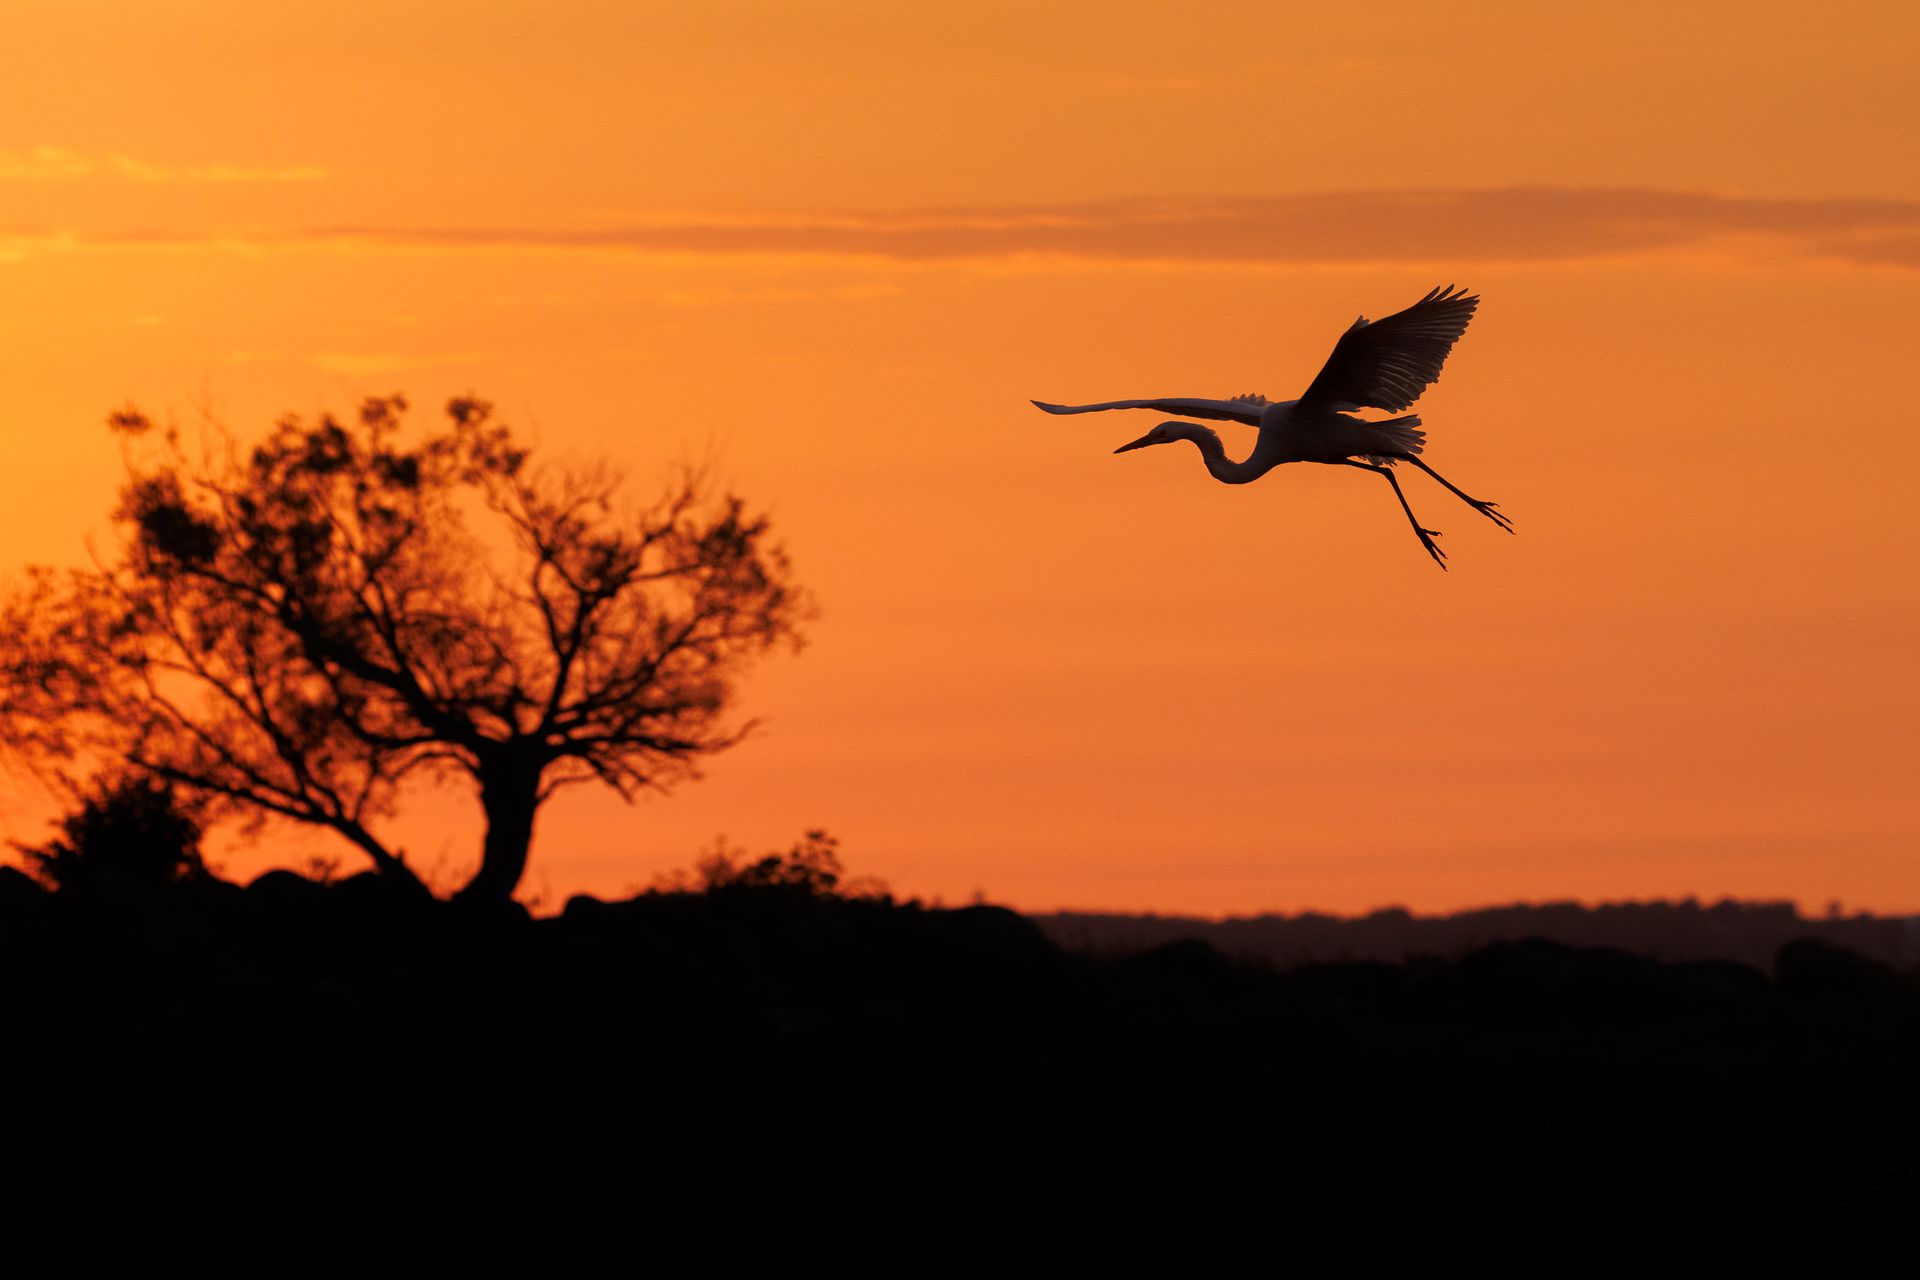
top-left (1168, 422), bottom-right (1269, 484)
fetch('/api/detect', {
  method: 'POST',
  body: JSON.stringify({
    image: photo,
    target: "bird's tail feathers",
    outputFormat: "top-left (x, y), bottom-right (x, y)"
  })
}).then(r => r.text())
top-left (1363, 414), bottom-right (1425, 465)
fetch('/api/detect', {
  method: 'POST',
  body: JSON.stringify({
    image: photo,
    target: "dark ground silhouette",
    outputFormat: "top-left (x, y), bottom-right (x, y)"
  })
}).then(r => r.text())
top-left (2, 859), bottom-right (1916, 1212)
top-left (1034, 899), bottom-right (1920, 970)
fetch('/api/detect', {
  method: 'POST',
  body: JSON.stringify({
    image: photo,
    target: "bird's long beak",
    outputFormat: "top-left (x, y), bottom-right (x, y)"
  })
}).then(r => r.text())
top-left (1114, 432), bottom-right (1155, 454)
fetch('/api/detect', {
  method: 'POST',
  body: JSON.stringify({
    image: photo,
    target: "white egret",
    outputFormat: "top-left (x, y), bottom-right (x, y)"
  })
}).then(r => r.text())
top-left (1033, 285), bottom-right (1509, 568)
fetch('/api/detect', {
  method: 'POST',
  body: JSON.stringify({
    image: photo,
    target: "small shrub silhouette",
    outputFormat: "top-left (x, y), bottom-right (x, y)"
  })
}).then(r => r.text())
top-left (15, 774), bottom-right (209, 893)
top-left (658, 830), bottom-right (890, 902)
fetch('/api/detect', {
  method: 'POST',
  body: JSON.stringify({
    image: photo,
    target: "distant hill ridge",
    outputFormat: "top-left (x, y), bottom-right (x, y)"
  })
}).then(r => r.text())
top-left (1031, 898), bottom-right (1920, 970)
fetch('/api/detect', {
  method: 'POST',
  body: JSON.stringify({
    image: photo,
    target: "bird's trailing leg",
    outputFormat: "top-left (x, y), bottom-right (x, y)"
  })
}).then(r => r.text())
top-left (1345, 462), bottom-right (1446, 569)
top-left (1399, 456), bottom-right (1513, 533)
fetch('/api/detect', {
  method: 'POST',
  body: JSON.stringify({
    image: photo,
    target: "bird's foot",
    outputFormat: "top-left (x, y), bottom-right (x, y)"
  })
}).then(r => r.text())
top-left (1471, 499), bottom-right (1515, 533)
top-left (1418, 528), bottom-right (1448, 569)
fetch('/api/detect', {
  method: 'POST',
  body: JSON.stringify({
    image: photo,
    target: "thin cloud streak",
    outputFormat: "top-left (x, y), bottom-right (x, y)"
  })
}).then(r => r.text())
top-left (0, 146), bottom-right (326, 183)
top-left (346, 189), bottom-right (1920, 271)
top-left (11, 189), bottom-right (1920, 271)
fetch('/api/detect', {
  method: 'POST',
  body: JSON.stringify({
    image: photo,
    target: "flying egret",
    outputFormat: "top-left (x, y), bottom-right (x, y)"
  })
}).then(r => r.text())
top-left (1033, 285), bottom-right (1509, 568)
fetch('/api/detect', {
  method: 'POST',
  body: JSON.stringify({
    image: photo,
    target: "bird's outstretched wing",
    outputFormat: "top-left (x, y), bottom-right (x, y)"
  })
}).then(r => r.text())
top-left (1031, 395), bottom-right (1266, 426)
top-left (1296, 285), bottom-right (1478, 414)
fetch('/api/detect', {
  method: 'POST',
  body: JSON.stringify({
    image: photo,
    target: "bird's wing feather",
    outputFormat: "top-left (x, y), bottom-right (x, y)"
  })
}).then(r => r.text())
top-left (1031, 396), bottom-right (1266, 425)
top-left (1296, 286), bottom-right (1478, 414)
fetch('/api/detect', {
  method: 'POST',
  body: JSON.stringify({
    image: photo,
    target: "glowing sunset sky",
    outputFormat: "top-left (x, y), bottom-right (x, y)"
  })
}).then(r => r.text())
top-left (2, 1), bottom-right (1916, 913)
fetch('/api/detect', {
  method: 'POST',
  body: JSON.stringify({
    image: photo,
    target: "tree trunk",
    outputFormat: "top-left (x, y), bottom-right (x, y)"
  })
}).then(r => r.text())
top-left (460, 762), bottom-right (541, 903)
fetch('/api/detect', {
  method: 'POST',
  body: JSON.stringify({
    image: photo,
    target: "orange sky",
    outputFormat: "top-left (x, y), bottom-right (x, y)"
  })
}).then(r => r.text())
top-left (2, 1), bottom-right (1916, 914)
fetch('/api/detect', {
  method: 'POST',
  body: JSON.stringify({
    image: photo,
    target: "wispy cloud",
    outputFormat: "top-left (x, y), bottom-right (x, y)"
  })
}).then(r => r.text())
top-left (11, 189), bottom-right (1920, 271)
top-left (0, 146), bottom-right (325, 184)
top-left (307, 190), bottom-right (1920, 272)
top-left (0, 147), bottom-right (92, 181)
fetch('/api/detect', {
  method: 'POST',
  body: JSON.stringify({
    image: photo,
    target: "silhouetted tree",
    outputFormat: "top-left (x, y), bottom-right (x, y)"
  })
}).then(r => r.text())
top-left (14, 773), bottom-right (209, 893)
top-left (1, 396), bottom-right (808, 902)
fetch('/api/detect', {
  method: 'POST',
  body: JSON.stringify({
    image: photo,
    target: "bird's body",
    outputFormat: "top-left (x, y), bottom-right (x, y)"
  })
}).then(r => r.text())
top-left (1125, 401), bottom-right (1430, 482)
top-left (1032, 285), bottom-right (1509, 567)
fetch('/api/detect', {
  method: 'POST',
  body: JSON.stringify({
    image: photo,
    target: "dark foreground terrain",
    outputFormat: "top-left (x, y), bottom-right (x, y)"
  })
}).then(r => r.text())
top-left (1035, 898), bottom-right (1920, 970)
top-left (3, 865), bottom-right (1916, 1213)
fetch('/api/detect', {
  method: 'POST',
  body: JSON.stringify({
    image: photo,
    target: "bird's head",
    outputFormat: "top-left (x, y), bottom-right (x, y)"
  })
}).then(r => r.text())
top-left (1114, 423), bottom-right (1179, 454)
